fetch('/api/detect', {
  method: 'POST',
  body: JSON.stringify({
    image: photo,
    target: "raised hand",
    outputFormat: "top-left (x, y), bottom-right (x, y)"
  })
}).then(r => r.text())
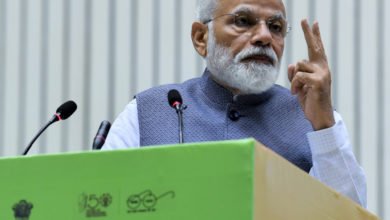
top-left (288, 19), bottom-right (335, 131)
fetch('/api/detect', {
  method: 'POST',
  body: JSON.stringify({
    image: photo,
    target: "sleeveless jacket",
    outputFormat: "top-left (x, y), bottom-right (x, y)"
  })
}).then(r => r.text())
top-left (136, 70), bottom-right (314, 172)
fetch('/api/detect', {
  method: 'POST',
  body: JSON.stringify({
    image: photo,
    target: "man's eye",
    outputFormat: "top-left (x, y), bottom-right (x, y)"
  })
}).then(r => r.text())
top-left (268, 21), bottom-right (283, 33)
top-left (234, 15), bottom-right (252, 27)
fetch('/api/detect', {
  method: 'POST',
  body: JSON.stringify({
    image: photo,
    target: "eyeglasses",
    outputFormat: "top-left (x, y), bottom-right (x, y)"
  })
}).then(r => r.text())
top-left (203, 12), bottom-right (291, 38)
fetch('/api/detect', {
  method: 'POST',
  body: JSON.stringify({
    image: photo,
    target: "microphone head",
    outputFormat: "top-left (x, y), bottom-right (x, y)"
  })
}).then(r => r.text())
top-left (92, 120), bottom-right (112, 150)
top-left (168, 89), bottom-right (183, 108)
top-left (96, 120), bottom-right (111, 138)
top-left (56, 100), bottom-right (77, 120)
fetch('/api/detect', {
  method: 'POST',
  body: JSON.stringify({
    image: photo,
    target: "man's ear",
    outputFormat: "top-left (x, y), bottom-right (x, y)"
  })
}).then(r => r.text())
top-left (191, 22), bottom-right (209, 58)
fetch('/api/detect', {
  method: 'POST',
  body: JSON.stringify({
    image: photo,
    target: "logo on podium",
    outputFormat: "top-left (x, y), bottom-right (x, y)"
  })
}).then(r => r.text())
top-left (12, 200), bottom-right (33, 220)
top-left (127, 190), bottom-right (175, 213)
top-left (79, 193), bottom-right (113, 218)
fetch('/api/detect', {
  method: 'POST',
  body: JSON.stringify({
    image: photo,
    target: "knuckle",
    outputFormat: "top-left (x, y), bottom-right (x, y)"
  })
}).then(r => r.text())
top-left (296, 72), bottom-right (308, 82)
top-left (314, 47), bottom-right (322, 55)
top-left (297, 60), bottom-right (308, 69)
top-left (298, 60), bottom-right (305, 65)
top-left (296, 71), bottom-right (304, 78)
top-left (313, 75), bottom-right (331, 91)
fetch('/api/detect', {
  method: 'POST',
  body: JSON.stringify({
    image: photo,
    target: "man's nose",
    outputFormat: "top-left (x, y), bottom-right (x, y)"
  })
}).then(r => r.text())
top-left (250, 23), bottom-right (272, 47)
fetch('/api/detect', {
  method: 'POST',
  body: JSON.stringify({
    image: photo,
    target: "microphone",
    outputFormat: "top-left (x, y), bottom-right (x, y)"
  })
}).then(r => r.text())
top-left (92, 120), bottom-right (111, 150)
top-left (22, 100), bottom-right (77, 155)
top-left (168, 89), bottom-right (186, 144)
top-left (168, 89), bottom-right (183, 110)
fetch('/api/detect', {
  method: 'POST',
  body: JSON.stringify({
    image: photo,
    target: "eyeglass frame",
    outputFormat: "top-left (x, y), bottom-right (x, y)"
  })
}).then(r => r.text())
top-left (202, 12), bottom-right (291, 38)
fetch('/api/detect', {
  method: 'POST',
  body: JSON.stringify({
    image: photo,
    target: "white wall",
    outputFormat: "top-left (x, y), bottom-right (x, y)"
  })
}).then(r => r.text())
top-left (0, 0), bottom-right (388, 218)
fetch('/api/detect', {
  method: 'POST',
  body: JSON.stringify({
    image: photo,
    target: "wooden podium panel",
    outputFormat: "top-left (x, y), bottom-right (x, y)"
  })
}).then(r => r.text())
top-left (0, 139), bottom-right (379, 219)
top-left (253, 141), bottom-right (377, 219)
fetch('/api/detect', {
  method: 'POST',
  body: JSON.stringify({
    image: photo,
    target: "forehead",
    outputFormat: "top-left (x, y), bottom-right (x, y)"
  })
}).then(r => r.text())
top-left (216, 0), bottom-right (286, 17)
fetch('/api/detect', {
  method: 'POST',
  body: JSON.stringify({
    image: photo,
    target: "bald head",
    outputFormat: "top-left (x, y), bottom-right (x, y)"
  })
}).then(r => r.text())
top-left (196, 0), bottom-right (286, 22)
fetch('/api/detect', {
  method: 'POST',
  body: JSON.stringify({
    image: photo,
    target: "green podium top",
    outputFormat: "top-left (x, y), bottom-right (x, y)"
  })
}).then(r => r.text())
top-left (0, 139), bottom-right (379, 220)
top-left (0, 139), bottom-right (257, 220)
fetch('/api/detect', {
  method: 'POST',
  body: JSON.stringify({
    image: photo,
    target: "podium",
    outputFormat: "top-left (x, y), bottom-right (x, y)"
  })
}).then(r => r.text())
top-left (0, 139), bottom-right (379, 219)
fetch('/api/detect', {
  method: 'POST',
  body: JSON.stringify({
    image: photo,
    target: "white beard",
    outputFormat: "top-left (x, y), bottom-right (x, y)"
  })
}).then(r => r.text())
top-left (206, 28), bottom-right (281, 95)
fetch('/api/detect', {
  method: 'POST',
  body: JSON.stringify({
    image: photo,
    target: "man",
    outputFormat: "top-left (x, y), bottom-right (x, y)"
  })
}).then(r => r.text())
top-left (102, 0), bottom-right (366, 207)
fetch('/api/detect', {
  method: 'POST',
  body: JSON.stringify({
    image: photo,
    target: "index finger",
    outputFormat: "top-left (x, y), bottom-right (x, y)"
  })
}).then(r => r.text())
top-left (301, 19), bottom-right (326, 62)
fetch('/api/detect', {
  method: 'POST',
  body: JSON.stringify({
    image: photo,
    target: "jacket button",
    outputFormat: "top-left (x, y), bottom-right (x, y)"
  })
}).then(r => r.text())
top-left (228, 110), bottom-right (240, 121)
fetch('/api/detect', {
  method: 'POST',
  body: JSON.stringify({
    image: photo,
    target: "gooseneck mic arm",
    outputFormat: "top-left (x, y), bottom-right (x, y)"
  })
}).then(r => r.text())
top-left (22, 100), bottom-right (77, 155)
top-left (175, 105), bottom-right (184, 144)
top-left (23, 115), bottom-right (58, 155)
top-left (168, 90), bottom-right (186, 144)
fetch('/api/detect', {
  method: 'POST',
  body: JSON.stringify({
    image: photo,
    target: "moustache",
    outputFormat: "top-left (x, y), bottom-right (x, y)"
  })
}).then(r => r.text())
top-left (234, 47), bottom-right (278, 66)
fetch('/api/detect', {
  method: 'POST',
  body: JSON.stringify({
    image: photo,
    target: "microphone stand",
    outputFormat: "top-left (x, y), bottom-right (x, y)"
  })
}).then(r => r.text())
top-left (23, 115), bottom-right (59, 155)
top-left (174, 104), bottom-right (186, 144)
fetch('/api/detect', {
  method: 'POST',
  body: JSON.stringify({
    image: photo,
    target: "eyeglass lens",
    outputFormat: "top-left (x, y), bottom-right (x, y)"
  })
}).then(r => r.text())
top-left (231, 13), bottom-right (288, 37)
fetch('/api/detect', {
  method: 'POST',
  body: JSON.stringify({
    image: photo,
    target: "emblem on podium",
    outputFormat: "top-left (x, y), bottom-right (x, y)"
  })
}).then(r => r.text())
top-left (12, 200), bottom-right (34, 220)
